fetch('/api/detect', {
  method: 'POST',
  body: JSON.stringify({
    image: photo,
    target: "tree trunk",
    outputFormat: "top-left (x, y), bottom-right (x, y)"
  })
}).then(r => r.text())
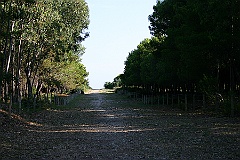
top-left (0, 3), bottom-right (4, 107)
top-left (16, 38), bottom-right (22, 112)
top-left (25, 68), bottom-right (33, 108)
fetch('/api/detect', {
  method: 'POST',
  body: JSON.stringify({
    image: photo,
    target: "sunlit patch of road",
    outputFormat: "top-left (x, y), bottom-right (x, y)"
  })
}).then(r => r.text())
top-left (1, 89), bottom-right (240, 159)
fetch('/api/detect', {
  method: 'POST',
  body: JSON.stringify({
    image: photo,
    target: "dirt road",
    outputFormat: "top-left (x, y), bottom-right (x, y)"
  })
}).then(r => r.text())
top-left (1, 90), bottom-right (240, 159)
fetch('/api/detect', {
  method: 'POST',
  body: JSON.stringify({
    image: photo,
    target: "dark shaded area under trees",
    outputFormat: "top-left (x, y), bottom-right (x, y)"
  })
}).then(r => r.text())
top-left (0, 0), bottom-right (90, 114)
top-left (121, 0), bottom-right (240, 116)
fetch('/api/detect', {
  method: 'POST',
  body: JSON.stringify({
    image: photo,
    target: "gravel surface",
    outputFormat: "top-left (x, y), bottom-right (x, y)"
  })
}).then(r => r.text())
top-left (1, 90), bottom-right (240, 159)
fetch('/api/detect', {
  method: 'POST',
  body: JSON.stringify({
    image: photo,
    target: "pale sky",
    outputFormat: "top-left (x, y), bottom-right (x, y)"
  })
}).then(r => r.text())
top-left (82, 0), bottom-right (156, 89)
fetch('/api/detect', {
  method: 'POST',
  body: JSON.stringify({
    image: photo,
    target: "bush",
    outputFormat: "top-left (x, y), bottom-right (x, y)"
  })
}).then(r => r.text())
top-left (104, 82), bottom-right (115, 89)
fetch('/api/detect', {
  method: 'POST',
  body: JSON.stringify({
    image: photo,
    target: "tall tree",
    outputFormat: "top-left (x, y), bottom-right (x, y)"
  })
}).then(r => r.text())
top-left (0, 0), bottom-right (90, 111)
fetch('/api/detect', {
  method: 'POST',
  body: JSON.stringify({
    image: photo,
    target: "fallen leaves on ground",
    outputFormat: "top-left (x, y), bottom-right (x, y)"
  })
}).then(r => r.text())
top-left (1, 91), bottom-right (240, 159)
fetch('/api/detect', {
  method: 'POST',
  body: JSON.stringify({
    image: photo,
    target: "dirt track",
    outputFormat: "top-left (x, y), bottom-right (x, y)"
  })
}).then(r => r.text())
top-left (1, 90), bottom-right (240, 159)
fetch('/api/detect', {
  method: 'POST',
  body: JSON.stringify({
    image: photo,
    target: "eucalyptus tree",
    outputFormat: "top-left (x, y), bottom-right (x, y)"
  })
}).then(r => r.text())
top-left (20, 0), bottom-right (89, 103)
top-left (53, 60), bottom-right (89, 92)
top-left (0, 0), bottom-right (36, 105)
top-left (0, 0), bottom-right (90, 110)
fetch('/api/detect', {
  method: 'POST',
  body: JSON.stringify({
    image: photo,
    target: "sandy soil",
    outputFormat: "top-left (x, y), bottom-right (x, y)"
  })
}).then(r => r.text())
top-left (0, 90), bottom-right (240, 159)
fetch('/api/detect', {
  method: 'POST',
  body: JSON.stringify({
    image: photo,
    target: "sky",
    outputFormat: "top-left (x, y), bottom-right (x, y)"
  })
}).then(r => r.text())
top-left (82, 0), bottom-right (157, 89)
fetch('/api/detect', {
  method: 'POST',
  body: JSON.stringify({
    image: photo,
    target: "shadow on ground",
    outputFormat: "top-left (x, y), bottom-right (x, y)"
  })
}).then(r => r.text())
top-left (0, 90), bottom-right (240, 159)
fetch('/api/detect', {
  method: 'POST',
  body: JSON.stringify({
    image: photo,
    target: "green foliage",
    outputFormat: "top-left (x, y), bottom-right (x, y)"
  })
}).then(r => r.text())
top-left (122, 0), bottom-right (240, 115)
top-left (104, 82), bottom-right (115, 89)
top-left (148, 0), bottom-right (240, 87)
top-left (104, 74), bottom-right (124, 89)
top-left (113, 74), bottom-right (123, 87)
top-left (123, 0), bottom-right (240, 90)
top-left (123, 37), bottom-right (165, 87)
top-left (0, 0), bottom-right (90, 109)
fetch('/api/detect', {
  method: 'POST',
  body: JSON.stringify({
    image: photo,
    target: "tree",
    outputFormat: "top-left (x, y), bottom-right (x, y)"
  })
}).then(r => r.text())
top-left (148, 0), bottom-right (240, 114)
top-left (123, 37), bottom-right (165, 92)
top-left (0, 0), bottom-right (90, 112)
top-left (123, 49), bottom-right (142, 87)
top-left (104, 82), bottom-right (115, 89)
top-left (148, 0), bottom-right (240, 92)
top-left (113, 74), bottom-right (123, 88)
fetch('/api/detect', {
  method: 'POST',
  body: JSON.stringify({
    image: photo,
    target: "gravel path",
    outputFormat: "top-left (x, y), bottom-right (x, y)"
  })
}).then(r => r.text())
top-left (1, 90), bottom-right (240, 159)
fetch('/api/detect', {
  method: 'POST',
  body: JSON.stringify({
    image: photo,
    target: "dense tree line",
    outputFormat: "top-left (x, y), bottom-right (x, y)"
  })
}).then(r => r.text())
top-left (0, 0), bottom-right (90, 111)
top-left (122, 0), bottom-right (240, 114)
top-left (104, 74), bottom-right (123, 89)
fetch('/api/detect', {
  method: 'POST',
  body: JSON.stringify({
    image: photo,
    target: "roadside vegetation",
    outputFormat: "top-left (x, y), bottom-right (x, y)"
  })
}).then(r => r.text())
top-left (1, 0), bottom-right (239, 158)
top-left (107, 0), bottom-right (240, 116)
top-left (0, 0), bottom-right (90, 115)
